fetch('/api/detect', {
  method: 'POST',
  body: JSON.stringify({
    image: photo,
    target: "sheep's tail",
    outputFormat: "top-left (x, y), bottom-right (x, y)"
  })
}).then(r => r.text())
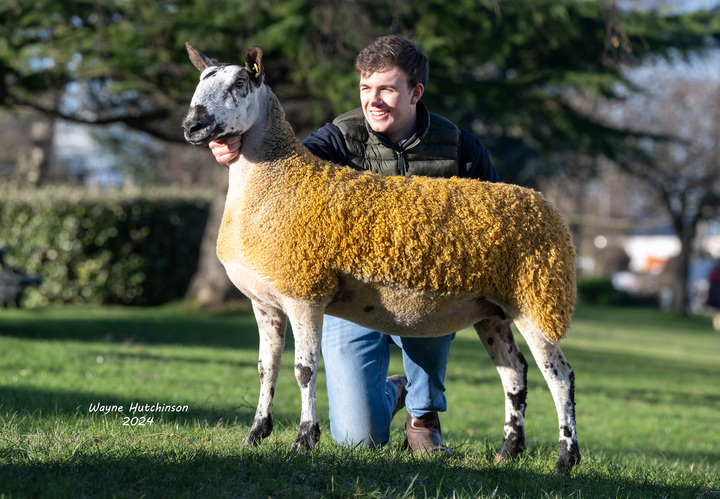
top-left (519, 256), bottom-right (576, 342)
top-left (512, 197), bottom-right (577, 342)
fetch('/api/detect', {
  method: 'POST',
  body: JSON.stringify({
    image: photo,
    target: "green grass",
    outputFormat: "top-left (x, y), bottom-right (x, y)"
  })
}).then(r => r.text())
top-left (1, 303), bottom-right (718, 498)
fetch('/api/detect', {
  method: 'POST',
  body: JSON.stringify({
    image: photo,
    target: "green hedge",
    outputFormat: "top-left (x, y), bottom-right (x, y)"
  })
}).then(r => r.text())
top-left (576, 275), bottom-right (656, 307)
top-left (0, 187), bottom-right (212, 307)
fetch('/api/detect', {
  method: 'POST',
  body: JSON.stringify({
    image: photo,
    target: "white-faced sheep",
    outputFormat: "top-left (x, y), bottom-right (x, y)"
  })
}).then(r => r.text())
top-left (182, 43), bottom-right (580, 474)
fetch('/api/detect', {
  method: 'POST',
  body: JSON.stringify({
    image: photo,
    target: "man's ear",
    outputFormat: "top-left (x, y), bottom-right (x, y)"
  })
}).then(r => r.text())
top-left (245, 45), bottom-right (265, 87)
top-left (410, 83), bottom-right (424, 105)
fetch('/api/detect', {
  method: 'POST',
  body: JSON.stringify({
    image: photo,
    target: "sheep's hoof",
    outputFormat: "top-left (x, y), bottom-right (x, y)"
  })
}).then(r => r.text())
top-left (291, 421), bottom-right (320, 452)
top-left (495, 435), bottom-right (526, 463)
top-left (243, 415), bottom-right (273, 446)
top-left (552, 442), bottom-right (581, 475)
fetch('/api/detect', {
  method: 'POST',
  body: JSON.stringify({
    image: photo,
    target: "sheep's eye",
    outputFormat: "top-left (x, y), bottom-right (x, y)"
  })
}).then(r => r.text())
top-left (236, 79), bottom-right (245, 87)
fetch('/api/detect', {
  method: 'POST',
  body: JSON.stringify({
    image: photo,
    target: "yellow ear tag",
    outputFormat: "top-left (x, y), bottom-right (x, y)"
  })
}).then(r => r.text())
top-left (253, 63), bottom-right (260, 74)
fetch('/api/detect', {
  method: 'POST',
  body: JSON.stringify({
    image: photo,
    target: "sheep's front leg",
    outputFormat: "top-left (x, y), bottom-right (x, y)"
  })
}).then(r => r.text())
top-left (475, 317), bottom-right (528, 462)
top-left (285, 301), bottom-right (324, 451)
top-left (244, 302), bottom-right (287, 446)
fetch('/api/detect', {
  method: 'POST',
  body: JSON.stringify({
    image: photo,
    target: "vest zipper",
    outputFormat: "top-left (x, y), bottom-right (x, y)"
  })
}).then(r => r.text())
top-left (396, 151), bottom-right (406, 176)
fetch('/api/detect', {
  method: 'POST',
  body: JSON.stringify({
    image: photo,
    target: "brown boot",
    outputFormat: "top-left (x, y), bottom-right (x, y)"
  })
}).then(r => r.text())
top-left (387, 375), bottom-right (408, 419)
top-left (404, 412), bottom-right (454, 456)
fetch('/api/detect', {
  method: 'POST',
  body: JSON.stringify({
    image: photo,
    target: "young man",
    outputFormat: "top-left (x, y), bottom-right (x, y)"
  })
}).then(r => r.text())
top-left (209, 35), bottom-right (499, 454)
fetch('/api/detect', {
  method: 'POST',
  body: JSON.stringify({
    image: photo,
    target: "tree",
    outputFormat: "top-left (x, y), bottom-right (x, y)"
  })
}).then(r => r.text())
top-left (1, 1), bottom-right (718, 304)
top-left (608, 55), bottom-right (720, 314)
top-left (3, 1), bottom-right (717, 156)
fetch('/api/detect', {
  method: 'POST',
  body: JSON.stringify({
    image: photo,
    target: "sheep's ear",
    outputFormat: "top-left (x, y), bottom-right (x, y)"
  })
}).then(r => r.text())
top-left (245, 45), bottom-right (264, 86)
top-left (186, 42), bottom-right (220, 72)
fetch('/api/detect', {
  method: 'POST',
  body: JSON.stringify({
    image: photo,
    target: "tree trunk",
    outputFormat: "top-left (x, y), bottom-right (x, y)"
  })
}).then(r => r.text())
top-left (14, 116), bottom-right (54, 186)
top-left (670, 220), bottom-right (699, 316)
top-left (671, 243), bottom-right (690, 315)
top-left (185, 166), bottom-right (243, 306)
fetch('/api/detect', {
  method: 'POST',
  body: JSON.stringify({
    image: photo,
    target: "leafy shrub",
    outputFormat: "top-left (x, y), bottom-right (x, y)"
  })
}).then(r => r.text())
top-left (0, 187), bottom-right (212, 307)
top-left (576, 275), bottom-right (655, 307)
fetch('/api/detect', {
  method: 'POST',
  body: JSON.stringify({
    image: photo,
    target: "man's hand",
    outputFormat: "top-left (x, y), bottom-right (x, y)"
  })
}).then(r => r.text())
top-left (209, 136), bottom-right (242, 165)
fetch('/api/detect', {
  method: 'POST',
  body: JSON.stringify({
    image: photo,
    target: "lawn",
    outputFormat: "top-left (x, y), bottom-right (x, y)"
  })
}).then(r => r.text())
top-left (0, 303), bottom-right (718, 498)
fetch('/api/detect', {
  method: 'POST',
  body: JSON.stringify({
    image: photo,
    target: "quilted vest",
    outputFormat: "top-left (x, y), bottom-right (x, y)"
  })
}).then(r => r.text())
top-left (332, 103), bottom-right (461, 178)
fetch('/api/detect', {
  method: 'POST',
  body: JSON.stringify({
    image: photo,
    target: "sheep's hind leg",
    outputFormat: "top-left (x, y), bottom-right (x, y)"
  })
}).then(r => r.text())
top-left (475, 316), bottom-right (528, 462)
top-left (244, 302), bottom-right (287, 446)
top-left (515, 318), bottom-right (580, 474)
top-left (285, 301), bottom-right (324, 452)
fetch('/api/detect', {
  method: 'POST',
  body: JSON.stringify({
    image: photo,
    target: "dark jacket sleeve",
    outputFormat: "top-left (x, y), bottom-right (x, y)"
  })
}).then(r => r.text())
top-left (458, 130), bottom-right (500, 182)
top-left (301, 123), bottom-right (350, 165)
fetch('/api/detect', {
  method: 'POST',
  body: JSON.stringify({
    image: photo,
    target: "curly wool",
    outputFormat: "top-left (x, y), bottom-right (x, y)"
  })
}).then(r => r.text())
top-left (218, 94), bottom-right (576, 341)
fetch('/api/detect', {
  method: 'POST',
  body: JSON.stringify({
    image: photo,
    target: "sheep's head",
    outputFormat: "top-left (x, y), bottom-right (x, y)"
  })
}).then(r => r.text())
top-left (182, 43), bottom-right (265, 147)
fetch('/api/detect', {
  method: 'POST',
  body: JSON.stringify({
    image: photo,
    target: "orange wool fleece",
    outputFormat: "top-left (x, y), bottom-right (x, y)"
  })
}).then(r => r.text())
top-left (217, 93), bottom-right (576, 341)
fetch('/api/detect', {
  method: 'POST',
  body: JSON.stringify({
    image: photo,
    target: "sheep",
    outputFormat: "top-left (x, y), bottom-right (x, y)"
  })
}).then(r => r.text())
top-left (182, 43), bottom-right (580, 474)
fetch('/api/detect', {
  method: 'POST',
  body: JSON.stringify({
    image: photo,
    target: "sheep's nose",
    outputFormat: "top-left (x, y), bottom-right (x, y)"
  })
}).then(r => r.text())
top-left (182, 118), bottom-right (205, 134)
top-left (182, 108), bottom-right (207, 133)
top-left (182, 105), bottom-right (216, 145)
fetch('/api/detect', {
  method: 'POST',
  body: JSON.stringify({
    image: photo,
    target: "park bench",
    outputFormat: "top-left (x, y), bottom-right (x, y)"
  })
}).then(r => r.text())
top-left (0, 248), bottom-right (43, 308)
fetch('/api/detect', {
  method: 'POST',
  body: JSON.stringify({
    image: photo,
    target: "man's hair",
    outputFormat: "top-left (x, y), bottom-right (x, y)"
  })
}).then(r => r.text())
top-left (354, 35), bottom-right (429, 89)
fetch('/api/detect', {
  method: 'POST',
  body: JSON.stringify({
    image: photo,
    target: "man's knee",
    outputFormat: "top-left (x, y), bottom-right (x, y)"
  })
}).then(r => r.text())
top-left (330, 421), bottom-right (388, 448)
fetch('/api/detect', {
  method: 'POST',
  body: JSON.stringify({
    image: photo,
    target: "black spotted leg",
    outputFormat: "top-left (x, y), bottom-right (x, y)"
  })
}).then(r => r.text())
top-left (243, 302), bottom-right (287, 446)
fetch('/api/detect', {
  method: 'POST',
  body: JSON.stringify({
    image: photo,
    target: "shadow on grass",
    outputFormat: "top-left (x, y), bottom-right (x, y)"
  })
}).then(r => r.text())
top-left (0, 385), bottom-right (258, 425)
top-left (0, 305), bottom-right (267, 349)
top-left (0, 444), bottom-right (712, 498)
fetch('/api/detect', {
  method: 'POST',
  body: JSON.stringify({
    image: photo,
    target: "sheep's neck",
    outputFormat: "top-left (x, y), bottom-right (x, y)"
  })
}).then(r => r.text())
top-left (237, 86), bottom-right (302, 165)
top-left (219, 85), bottom-right (306, 267)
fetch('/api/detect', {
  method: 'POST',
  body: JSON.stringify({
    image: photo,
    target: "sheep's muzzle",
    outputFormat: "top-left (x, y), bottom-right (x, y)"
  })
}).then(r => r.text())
top-left (182, 104), bottom-right (224, 147)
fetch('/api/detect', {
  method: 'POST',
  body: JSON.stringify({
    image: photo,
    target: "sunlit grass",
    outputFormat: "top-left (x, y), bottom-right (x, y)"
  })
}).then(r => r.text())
top-left (1, 303), bottom-right (718, 497)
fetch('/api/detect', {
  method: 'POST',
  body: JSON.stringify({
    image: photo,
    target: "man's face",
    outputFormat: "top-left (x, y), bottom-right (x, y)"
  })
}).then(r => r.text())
top-left (359, 67), bottom-right (424, 144)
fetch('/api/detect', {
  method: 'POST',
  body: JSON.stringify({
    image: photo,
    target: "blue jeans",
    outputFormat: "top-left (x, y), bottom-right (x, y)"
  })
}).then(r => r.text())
top-left (321, 315), bottom-right (454, 447)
